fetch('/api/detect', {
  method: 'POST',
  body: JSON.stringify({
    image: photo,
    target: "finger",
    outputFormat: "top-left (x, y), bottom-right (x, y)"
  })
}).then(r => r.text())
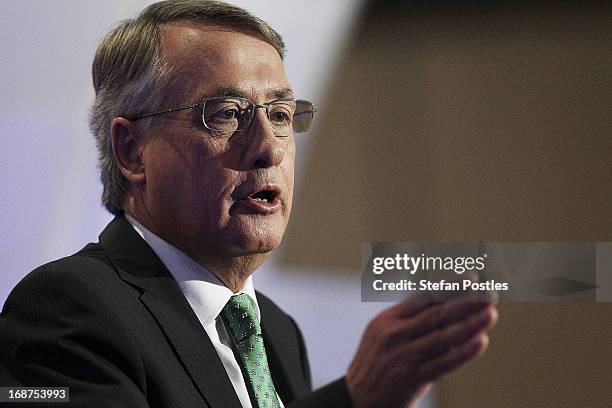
top-left (386, 293), bottom-right (435, 320)
top-left (414, 333), bottom-right (489, 383)
top-left (403, 297), bottom-right (494, 340)
top-left (411, 305), bottom-right (498, 363)
top-left (387, 280), bottom-right (497, 321)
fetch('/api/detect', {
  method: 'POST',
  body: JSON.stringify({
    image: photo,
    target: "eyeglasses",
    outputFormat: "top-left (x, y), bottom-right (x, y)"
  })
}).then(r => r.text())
top-left (129, 96), bottom-right (316, 137)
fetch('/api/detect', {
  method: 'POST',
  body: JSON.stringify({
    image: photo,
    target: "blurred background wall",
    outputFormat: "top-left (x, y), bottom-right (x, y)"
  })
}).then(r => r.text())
top-left (2, 1), bottom-right (611, 407)
top-left (279, 1), bottom-right (611, 406)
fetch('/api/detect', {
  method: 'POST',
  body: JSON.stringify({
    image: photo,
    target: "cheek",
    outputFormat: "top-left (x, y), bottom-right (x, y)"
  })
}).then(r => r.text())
top-left (144, 144), bottom-right (184, 198)
top-left (145, 136), bottom-right (227, 212)
top-left (285, 143), bottom-right (296, 192)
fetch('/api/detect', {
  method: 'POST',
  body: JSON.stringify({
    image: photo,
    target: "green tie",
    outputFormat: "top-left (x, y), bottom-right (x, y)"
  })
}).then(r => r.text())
top-left (220, 293), bottom-right (281, 408)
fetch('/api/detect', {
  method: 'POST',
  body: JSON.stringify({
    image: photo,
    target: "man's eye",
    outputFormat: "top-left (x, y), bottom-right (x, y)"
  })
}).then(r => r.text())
top-left (270, 111), bottom-right (290, 123)
top-left (220, 109), bottom-right (238, 119)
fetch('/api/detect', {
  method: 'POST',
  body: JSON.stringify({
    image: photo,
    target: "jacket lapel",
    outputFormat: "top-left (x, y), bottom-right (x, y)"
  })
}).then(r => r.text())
top-left (260, 309), bottom-right (311, 404)
top-left (99, 216), bottom-right (242, 408)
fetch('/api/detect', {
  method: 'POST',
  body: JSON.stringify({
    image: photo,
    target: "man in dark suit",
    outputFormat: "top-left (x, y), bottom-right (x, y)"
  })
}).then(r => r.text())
top-left (0, 1), bottom-right (497, 407)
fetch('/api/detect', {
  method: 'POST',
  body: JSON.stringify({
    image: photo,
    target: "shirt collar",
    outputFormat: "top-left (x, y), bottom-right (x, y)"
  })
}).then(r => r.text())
top-left (124, 214), bottom-right (260, 327)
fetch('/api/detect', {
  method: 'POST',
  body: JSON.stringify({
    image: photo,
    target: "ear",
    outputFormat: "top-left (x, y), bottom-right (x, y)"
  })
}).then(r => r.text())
top-left (111, 117), bottom-right (146, 184)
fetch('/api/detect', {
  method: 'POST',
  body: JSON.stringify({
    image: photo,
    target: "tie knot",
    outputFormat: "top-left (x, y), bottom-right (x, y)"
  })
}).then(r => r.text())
top-left (220, 293), bottom-right (260, 343)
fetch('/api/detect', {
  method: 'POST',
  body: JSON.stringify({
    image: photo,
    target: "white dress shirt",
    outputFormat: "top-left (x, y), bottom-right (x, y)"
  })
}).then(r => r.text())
top-left (125, 215), bottom-right (284, 408)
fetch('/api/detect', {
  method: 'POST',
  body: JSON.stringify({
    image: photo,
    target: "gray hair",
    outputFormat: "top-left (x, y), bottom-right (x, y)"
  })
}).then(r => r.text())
top-left (89, 0), bottom-right (286, 215)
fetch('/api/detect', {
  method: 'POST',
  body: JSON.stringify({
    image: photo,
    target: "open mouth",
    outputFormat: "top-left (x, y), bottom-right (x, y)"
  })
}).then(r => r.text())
top-left (249, 189), bottom-right (278, 203)
top-left (233, 185), bottom-right (282, 214)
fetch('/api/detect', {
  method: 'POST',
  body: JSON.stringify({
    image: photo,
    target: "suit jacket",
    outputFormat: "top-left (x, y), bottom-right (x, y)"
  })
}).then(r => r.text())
top-left (0, 216), bottom-right (352, 407)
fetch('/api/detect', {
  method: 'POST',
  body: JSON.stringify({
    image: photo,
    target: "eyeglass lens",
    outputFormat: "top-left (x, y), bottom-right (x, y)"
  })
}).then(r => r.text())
top-left (202, 98), bottom-right (314, 136)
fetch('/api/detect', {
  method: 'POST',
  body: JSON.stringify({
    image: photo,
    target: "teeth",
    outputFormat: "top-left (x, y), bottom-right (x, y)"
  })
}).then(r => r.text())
top-left (254, 197), bottom-right (269, 202)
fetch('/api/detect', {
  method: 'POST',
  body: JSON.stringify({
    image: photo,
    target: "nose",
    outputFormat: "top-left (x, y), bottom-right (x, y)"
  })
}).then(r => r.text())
top-left (240, 108), bottom-right (286, 169)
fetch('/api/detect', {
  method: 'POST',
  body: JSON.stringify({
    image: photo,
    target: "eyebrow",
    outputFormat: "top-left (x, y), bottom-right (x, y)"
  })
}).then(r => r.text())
top-left (209, 86), bottom-right (294, 100)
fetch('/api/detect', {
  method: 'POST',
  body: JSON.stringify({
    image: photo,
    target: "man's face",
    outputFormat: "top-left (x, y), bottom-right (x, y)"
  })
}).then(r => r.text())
top-left (138, 22), bottom-right (295, 265)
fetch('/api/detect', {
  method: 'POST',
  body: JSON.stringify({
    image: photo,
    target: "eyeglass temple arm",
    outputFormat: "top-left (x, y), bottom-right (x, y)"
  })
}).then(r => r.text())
top-left (130, 103), bottom-right (201, 121)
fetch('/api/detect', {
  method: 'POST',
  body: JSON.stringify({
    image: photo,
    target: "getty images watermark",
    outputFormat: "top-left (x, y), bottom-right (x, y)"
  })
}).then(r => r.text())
top-left (361, 242), bottom-right (612, 302)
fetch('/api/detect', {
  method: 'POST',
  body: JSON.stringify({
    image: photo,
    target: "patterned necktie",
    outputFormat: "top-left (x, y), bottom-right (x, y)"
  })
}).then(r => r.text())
top-left (220, 293), bottom-right (281, 408)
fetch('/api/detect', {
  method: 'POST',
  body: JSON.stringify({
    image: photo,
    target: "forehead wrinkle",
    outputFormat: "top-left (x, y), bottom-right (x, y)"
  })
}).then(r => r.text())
top-left (207, 86), bottom-right (293, 101)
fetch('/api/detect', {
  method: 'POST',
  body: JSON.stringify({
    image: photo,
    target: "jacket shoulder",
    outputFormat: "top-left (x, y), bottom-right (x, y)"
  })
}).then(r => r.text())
top-left (1, 241), bottom-right (136, 322)
top-left (0, 242), bottom-right (147, 396)
top-left (8, 242), bottom-right (118, 296)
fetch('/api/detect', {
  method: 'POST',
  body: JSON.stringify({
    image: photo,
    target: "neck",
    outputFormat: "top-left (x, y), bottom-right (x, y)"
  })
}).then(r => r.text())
top-left (123, 201), bottom-right (267, 293)
top-left (194, 253), bottom-right (265, 293)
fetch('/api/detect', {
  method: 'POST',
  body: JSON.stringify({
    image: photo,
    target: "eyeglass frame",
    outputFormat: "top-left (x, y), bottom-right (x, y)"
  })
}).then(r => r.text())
top-left (128, 96), bottom-right (316, 136)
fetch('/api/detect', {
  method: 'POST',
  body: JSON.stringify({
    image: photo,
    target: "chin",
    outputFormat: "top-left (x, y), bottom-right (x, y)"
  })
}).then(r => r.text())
top-left (230, 235), bottom-right (283, 255)
top-left (222, 227), bottom-right (285, 255)
top-left (222, 215), bottom-right (287, 255)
